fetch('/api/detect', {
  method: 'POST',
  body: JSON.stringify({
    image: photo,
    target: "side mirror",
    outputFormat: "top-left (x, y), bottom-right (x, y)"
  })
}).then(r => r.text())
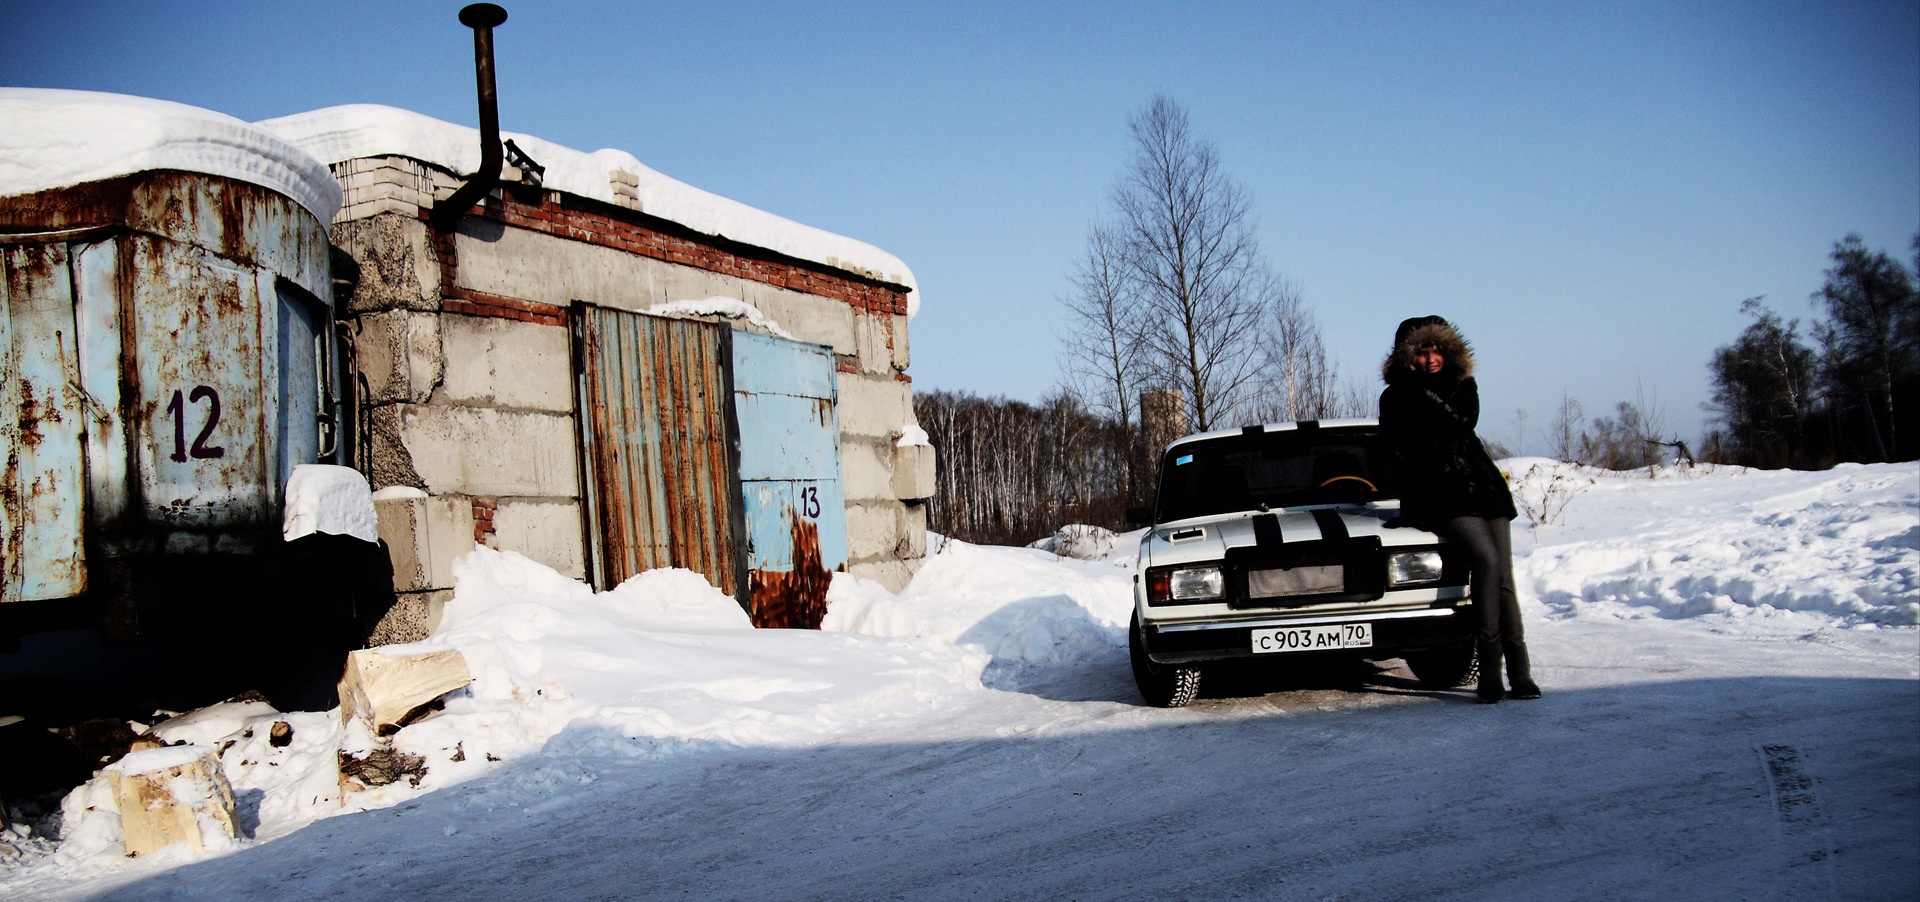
top-left (1125, 506), bottom-right (1154, 526)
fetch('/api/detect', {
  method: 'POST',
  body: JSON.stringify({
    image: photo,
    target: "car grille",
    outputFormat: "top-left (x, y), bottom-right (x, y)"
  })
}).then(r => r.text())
top-left (1223, 536), bottom-right (1387, 608)
top-left (1247, 564), bottom-right (1344, 598)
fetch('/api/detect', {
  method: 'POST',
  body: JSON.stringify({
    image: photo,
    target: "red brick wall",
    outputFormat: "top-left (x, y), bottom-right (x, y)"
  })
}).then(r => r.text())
top-left (428, 191), bottom-right (910, 324)
top-left (472, 496), bottom-right (498, 546)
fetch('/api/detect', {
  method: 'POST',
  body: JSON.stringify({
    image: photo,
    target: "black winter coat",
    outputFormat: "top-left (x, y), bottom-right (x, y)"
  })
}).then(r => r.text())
top-left (1377, 317), bottom-right (1516, 525)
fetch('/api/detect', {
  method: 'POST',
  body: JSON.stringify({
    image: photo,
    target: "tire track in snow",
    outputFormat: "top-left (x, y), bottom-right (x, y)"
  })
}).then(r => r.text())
top-left (1757, 743), bottom-right (1839, 900)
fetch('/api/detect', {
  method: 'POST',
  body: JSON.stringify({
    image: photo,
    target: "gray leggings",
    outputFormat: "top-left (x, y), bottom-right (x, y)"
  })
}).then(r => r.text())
top-left (1434, 516), bottom-right (1523, 645)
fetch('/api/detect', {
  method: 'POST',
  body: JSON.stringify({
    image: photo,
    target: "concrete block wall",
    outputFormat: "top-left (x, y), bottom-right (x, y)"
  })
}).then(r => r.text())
top-left (330, 154), bottom-right (932, 629)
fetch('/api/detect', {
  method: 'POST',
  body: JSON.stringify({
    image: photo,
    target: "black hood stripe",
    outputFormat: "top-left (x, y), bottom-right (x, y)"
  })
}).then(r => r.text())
top-left (1251, 510), bottom-right (1348, 549)
top-left (1311, 508), bottom-right (1349, 541)
top-left (1253, 513), bottom-right (1283, 549)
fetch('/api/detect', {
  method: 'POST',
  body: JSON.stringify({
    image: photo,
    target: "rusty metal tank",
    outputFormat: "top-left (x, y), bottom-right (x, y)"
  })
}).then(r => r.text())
top-left (0, 89), bottom-right (344, 626)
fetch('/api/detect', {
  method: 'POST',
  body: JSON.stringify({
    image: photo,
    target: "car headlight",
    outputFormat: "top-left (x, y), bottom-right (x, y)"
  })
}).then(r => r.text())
top-left (1386, 550), bottom-right (1445, 587)
top-left (1170, 566), bottom-right (1224, 600)
top-left (1146, 565), bottom-right (1225, 604)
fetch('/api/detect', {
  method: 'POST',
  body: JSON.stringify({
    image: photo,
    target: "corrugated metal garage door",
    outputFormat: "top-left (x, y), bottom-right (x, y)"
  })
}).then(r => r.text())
top-left (572, 304), bottom-right (745, 599)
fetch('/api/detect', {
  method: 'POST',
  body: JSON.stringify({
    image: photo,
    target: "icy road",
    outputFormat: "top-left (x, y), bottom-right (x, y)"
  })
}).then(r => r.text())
top-left (76, 622), bottom-right (1920, 901)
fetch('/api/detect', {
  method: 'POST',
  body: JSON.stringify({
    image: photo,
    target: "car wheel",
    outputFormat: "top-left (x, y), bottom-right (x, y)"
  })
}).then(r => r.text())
top-left (1130, 611), bottom-right (1201, 707)
top-left (1404, 642), bottom-right (1479, 688)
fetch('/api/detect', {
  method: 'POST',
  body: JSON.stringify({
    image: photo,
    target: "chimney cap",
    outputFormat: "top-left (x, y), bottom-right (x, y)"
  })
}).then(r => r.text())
top-left (458, 4), bottom-right (507, 28)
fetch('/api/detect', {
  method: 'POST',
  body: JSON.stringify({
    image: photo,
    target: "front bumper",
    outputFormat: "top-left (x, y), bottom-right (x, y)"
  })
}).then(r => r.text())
top-left (1141, 605), bottom-right (1474, 665)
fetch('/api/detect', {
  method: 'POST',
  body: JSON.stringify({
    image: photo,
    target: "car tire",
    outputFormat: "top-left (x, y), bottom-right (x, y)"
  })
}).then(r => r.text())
top-left (1404, 642), bottom-right (1479, 689)
top-left (1130, 611), bottom-right (1201, 707)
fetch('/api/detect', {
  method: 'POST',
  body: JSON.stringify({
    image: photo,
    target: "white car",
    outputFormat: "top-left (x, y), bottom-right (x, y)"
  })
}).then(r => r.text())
top-left (1129, 419), bottom-right (1479, 707)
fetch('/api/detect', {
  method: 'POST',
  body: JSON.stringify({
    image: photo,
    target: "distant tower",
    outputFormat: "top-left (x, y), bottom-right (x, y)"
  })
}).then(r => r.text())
top-left (1140, 390), bottom-right (1190, 454)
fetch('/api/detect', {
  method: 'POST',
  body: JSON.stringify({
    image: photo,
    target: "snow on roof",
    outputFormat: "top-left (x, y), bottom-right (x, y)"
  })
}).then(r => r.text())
top-left (258, 104), bottom-right (921, 317)
top-left (0, 88), bottom-right (342, 225)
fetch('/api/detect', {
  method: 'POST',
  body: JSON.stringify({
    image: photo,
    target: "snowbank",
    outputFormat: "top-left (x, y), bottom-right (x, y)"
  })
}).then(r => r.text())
top-left (1507, 460), bottom-right (1918, 627)
top-left (0, 89), bottom-right (341, 224)
top-left (361, 549), bottom-right (987, 793)
top-left (824, 533), bottom-right (1136, 670)
top-left (257, 104), bottom-right (920, 316)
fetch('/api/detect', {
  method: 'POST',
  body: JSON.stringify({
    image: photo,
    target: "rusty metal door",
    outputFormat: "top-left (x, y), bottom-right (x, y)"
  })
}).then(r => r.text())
top-left (127, 235), bottom-right (275, 532)
top-left (572, 304), bottom-right (745, 598)
top-left (1, 243), bottom-right (88, 601)
top-left (732, 331), bottom-right (847, 629)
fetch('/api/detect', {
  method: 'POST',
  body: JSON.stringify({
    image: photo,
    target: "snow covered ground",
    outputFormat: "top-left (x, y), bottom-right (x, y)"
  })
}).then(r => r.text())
top-left (3, 461), bottom-right (1915, 900)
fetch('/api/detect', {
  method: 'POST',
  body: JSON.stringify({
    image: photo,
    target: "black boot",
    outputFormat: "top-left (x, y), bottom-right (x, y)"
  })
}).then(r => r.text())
top-left (1505, 640), bottom-right (1541, 700)
top-left (1476, 640), bottom-right (1505, 704)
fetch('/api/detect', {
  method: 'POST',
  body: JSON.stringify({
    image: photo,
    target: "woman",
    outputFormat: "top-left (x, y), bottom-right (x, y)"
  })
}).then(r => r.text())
top-left (1379, 316), bottom-right (1539, 703)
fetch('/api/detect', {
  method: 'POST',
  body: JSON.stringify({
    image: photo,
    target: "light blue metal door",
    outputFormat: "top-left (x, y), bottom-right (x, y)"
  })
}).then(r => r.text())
top-left (275, 280), bottom-right (329, 483)
top-left (732, 331), bottom-right (846, 628)
top-left (1, 243), bottom-right (88, 601)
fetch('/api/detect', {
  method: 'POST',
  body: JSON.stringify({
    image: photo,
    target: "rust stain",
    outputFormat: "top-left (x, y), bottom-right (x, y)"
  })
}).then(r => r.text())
top-left (747, 512), bottom-right (830, 630)
top-left (1, 431), bottom-right (19, 601)
top-left (16, 377), bottom-right (46, 450)
top-left (157, 193), bottom-right (188, 236)
top-left (0, 174), bottom-right (138, 231)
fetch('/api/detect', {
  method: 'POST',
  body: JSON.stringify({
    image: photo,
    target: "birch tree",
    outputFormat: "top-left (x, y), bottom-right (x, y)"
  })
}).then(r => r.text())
top-left (1113, 95), bottom-right (1268, 431)
top-left (1258, 275), bottom-right (1341, 421)
top-left (1059, 223), bottom-right (1145, 429)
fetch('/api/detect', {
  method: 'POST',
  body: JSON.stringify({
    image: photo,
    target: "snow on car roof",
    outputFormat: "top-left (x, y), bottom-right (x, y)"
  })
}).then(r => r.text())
top-left (258, 104), bottom-right (921, 317)
top-left (0, 88), bottom-right (343, 225)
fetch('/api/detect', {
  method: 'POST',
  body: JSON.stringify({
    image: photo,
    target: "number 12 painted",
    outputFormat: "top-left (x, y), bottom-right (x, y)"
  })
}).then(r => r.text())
top-left (165, 386), bottom-right (226, 462)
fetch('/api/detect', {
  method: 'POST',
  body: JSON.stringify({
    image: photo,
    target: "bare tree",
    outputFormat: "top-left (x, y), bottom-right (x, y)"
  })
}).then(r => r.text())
top-left (1260, 275), bottom-right (1337, 421)
top-left (1114, 95), bottom-right (1268, 431)
top-left (1245, 277), bottom-right (1374, 424)
top-left (1547, 392), bottom-right (1584, 463)
top-left (1058, 223), bottom-right (1146, 429)
top-left (1332, 372), bottom-right (1377, 419)
top-left (1576, 402), bottom-right (1643, 470)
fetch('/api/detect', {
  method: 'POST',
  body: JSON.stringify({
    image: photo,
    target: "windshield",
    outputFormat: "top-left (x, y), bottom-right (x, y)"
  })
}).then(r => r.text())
top-left (1154, 428), bottom-right (1399, 522)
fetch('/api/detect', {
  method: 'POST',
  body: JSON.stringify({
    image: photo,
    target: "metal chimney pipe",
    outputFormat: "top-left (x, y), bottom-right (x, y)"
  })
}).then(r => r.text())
top-left (432, 3), bottom-right (509, 230)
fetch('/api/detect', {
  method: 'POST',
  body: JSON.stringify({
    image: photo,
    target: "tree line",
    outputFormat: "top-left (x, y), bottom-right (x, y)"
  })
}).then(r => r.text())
top-left (1706, 234), bottom-right (1919, 468)
top-left (913, 389), bottom-right (1137, 547)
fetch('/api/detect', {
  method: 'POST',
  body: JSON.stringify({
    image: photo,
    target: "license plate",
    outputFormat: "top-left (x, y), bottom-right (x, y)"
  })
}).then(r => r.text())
top-left (1250, 623), bottom-right (1373, 654)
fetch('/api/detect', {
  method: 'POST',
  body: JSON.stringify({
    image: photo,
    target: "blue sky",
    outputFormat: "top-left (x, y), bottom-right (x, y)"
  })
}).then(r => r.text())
top-left (6, 1), bottom-right (1915, 453)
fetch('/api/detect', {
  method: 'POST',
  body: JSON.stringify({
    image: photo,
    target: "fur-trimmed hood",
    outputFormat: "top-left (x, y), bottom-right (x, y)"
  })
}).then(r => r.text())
top-left (1382, 315), bottom-right (1475, 384)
